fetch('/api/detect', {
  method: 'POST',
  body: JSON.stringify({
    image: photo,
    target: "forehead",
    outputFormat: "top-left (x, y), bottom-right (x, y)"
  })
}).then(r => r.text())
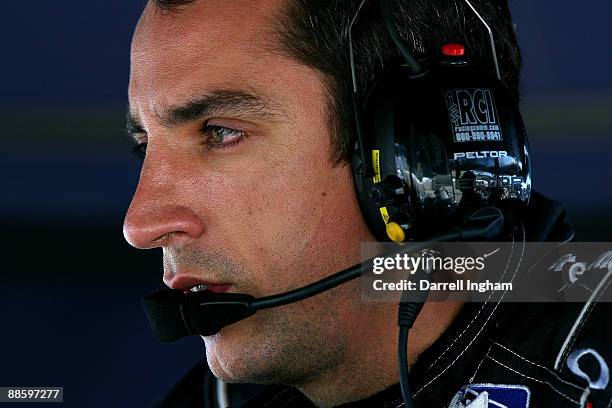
top-left (130, 0), bottom-right (286, 117)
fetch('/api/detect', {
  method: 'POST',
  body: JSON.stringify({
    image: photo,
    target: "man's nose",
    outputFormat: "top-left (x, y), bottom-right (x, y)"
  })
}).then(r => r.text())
top-left (123, 159), bottom-right (206, 249)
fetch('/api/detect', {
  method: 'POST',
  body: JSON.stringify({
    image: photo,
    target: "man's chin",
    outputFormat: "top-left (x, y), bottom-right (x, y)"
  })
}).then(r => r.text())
top-left (204, 346), bottom-right (280, 385)
top-left (201, 323), bottom-right (265, 383)
top-left (200, 321), bottom-right (302, 386)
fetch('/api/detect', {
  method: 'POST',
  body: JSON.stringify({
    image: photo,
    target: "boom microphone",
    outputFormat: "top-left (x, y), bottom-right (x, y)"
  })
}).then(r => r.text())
top-left (142, 207), bottom-right (503, 343)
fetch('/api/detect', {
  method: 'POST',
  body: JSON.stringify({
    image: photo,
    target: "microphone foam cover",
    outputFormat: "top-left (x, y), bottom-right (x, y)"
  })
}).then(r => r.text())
top-left (142, 290), bottom-right (191, 343)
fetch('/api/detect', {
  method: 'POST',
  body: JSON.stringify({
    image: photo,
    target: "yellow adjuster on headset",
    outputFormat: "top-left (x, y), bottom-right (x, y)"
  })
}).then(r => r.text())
top-left (386, 222), bottom-right (406, 244)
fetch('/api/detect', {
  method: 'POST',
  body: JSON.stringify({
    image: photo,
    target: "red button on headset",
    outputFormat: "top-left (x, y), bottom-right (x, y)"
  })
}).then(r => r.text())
top-left (442, 43), bottom-right (465, 56)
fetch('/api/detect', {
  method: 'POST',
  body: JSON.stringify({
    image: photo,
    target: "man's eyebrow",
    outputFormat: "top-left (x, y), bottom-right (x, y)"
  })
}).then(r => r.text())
top-left (156, 89), bottom-right (283, 128)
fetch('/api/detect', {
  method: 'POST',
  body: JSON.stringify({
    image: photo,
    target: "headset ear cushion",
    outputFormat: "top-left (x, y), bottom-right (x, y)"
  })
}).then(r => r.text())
top-left (353, 65), bottom-right (431, 241)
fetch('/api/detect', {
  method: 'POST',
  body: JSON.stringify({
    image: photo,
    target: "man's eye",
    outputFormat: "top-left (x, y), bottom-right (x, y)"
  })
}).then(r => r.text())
top-left (202, 124), bottom-right (247, 150)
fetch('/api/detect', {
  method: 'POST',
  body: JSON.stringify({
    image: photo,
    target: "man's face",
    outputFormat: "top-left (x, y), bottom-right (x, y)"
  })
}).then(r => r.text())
top-left (124, 0), bottom-right (376, 384)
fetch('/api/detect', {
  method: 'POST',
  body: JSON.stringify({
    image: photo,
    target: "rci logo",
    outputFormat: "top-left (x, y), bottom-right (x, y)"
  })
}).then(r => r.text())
top-left (446, 88), bottom-right (503, 142)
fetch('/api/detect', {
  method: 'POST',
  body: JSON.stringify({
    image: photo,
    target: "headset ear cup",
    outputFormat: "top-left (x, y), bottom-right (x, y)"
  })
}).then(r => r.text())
top-left (353, 58), bottom-right (531, 243)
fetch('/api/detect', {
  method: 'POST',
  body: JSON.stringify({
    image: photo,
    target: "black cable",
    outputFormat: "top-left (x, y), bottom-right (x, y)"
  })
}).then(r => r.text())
top-left (398, 326), bottom-right (413, 408)
top-left (251, 207), bottom-right (502, 311)
top-left (250, 262), bottom-right (362, 310)
top-left (397, 296), bottom-right (426, 408)
top-left (378, 0), bottom-right (423, 76)
top-left (250, 239), bottom-right (446, 311)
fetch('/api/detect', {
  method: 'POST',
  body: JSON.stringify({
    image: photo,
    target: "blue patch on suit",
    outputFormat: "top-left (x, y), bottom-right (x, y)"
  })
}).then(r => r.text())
top-left (448, 383), bottom-right (530, 407)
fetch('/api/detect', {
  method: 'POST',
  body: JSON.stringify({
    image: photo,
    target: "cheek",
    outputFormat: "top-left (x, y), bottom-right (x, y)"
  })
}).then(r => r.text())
top-left (232, 161), bottom-right (329, 272)
top-left (192, 149), bottom-right (338, 285)
top-left (231, 162), bottom-right (363, 287)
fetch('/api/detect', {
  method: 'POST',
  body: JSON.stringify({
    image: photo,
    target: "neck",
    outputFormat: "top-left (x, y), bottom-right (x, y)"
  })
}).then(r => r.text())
top-left (295, 301), bottom-right (464, 408)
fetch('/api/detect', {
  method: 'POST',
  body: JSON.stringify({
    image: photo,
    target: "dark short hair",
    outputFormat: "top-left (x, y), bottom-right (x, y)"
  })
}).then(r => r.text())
top-left (153, 0), bottom-right (522, 164)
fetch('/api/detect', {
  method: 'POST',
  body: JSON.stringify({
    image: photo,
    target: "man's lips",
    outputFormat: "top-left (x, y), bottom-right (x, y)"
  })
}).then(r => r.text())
top-left (167, 275), bottom-right (232, 294)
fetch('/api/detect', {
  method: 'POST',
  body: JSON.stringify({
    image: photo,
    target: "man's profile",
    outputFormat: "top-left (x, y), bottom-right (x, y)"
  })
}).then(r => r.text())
top-left (123, 0), bottom-right (612, 406)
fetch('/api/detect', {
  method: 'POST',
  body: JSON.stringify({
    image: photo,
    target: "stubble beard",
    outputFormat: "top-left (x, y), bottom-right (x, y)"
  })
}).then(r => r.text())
top-left (203, 286), bottom-right (350, 388)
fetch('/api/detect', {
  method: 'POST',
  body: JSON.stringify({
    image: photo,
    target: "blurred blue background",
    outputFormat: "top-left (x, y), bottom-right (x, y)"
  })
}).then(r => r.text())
top-left (0, 1), bottom-right (611, 407)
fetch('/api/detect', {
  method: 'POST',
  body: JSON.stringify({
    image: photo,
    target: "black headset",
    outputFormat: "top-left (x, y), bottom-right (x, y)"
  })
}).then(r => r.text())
top-left (141, 1), bottom-right (531, 407)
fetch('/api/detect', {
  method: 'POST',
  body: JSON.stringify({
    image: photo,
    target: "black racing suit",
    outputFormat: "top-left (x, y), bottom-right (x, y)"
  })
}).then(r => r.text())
top-left (156, 192), bottom-right (612, 407)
